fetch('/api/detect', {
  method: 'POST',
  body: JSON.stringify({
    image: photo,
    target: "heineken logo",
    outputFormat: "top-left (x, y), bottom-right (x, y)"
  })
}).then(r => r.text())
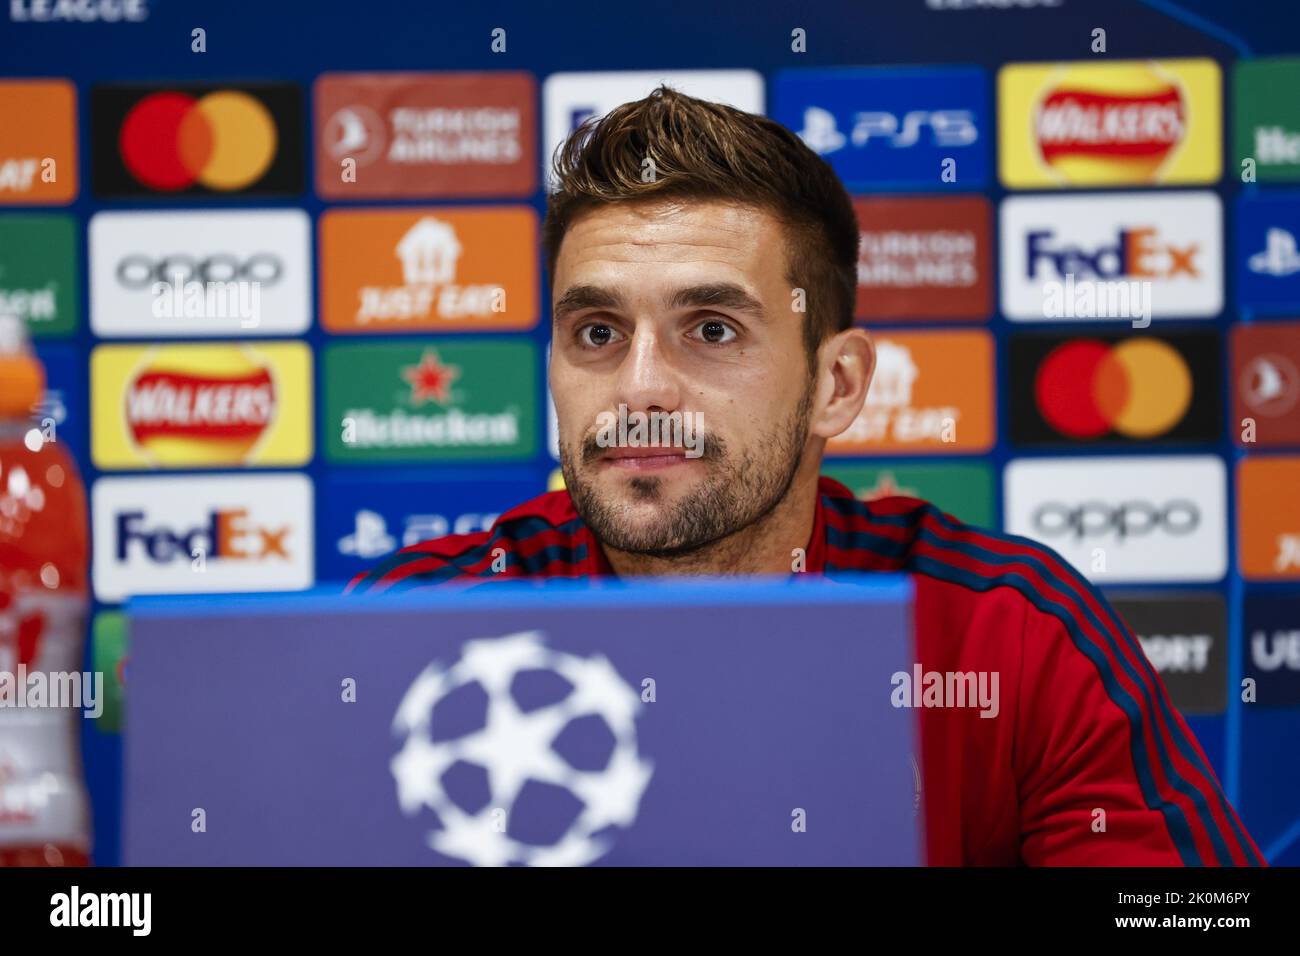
top-left (325, 339), bottom-right (536, 463)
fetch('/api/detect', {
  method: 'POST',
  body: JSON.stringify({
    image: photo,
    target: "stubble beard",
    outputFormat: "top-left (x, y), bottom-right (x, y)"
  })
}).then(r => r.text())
top-left (560, 380), bottom-right (815, 560)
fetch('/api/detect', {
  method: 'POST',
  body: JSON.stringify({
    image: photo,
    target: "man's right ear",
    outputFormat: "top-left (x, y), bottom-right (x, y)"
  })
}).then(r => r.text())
top-left (809, 327), bottom-right (874, 441)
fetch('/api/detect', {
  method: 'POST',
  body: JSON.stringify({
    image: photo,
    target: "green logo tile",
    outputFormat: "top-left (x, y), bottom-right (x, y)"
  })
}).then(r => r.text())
top-left (823, 461), bottom-right (995, 529)
top-left (0, 214), bottom-right (78, 337)
top-left (324, 338), bottom-right (538, 462)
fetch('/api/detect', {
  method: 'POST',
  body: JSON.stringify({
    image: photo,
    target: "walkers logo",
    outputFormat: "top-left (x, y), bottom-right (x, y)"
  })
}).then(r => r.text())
top-left (91, 83), bottom-right (303, 197)
top-left (822, 462), bottom-right (994, 528)
top-left (774, 66), bottom-right (989, 189)
top-left (1108, 592), bottom-right (1226, 716)
top-left (1236, 195), bottom-right (1300, 312)
top-left (0, 80), bottom-right (77, 204)
top-left (1004, 456), bottom-right (1227, 583)
top-left (1243, 595), bottom-right (1300, 708)
top-left (1237, 457), bottom-right (1300, 581)
top-left (543, 71), bottom-right (762, 185)
top-left (997, 59), bottom-right (1220, 188)
top-left (0, 214), bottom-right (77, 336)
top-left (1235, 58), bottom-right (1300, 182)
top-left (91, 474), bottom-right (314, 602)
top-left (853, 196), bottom-right (991, 321)
top-left (324, 339), bottom-right (537, 463)
top-left (319, 207), bottom-right (537, 332)
top-left (1000, 192), bottom-right (1222, 321)
top-left (1009, 331), bottom-right (1220, 446)
top-left (827, 330), bottom-right (994, 455)
top-left (1233, 322), bottom-right (1300, 447)
top-left (89, 209), bottom-right (311, 337)
top-left (91, 343), bottom-right (312, 469)
top-left (318, 475), bottom-right (537, 581)
top-left (315, 72), bottom-right (535, 198)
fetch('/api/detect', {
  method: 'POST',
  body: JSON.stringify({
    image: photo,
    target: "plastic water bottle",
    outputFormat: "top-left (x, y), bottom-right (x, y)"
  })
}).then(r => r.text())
top-left (0, 314), bottom-right (92, 866)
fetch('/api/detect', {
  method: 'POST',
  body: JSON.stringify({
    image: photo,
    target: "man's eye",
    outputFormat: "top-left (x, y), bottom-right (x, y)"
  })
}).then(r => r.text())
top-left (579, 323), bottom-right (621, 348)
top-left (693, 319), bottom-right (737, 344)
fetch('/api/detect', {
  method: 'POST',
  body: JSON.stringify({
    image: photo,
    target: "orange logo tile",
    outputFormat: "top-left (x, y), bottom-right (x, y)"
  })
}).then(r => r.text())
top-left (828, 329), bottom-right (995, 455)
top-left (0, 80), bottom-right (77, 204)
top-left (1238, 456), bottom-right (1300, 580)
top-left (319, 206), bottom-right (537, 332)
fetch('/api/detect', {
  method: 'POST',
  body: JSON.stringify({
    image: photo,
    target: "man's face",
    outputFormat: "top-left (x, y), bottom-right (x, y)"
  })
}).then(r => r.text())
top-left (549, 198), bottom-right (818, 557)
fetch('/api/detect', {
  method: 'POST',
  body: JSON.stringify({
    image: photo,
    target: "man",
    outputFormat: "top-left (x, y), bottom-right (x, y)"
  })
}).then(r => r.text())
top-left (349, 87), bottom-right (1262, 866)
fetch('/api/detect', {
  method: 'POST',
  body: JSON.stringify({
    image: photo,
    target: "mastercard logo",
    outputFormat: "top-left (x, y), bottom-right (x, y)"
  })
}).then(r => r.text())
top-left (118, 90), bottom-right (278, 191)
top-left (1035, 338), bottom-right (1192, 439)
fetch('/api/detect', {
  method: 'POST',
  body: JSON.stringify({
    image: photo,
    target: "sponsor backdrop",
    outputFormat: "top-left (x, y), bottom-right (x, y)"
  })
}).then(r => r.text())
top-left (2, 0), bottom-right (1299, 866)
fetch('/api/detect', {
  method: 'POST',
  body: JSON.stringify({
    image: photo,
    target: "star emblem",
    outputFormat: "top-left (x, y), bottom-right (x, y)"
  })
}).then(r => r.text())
top-left (861, 472), bottom-right (918, 501)
top-left (401, 349), bottom-right (460, 406)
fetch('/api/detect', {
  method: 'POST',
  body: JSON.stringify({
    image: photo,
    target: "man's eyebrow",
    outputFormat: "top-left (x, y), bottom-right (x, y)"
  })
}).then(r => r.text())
top-left (552, 285), bottom-right (625, 320)
top-left (666, 283), bottom-right (766, 318)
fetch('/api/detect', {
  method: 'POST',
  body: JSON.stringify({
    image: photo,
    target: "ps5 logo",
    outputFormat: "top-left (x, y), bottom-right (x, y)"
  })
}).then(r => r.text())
top-left (799, 106), bottom-right (978, 156)
top-left (1248, 227), bottom-right (1300, 277)
top-left (338, 509), bottom-right (498, 559)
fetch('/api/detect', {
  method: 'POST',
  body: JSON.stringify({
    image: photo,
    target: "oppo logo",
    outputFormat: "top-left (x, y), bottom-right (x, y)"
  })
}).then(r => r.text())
top-left (116, 253), bottom-right (283, 290)
top-left (1032, 500), bottom-right (1200, 540)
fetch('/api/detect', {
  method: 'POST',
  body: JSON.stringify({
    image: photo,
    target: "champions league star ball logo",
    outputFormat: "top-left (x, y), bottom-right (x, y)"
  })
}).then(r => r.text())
top-left (390, 631), bottom-right (654, 866)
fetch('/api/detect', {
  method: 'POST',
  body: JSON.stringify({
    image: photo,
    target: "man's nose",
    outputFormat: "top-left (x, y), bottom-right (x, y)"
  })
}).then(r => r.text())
top-left (616, 325), bottom-right (681, 413)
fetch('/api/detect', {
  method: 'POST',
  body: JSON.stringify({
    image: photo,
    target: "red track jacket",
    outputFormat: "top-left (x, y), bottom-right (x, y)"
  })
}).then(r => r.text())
top-left (348, 476), bottom-right (1264, 866)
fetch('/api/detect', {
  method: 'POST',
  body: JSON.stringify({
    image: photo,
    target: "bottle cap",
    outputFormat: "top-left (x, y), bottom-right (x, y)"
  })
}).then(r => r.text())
top-left (0, 314), bottom-right (45, 420)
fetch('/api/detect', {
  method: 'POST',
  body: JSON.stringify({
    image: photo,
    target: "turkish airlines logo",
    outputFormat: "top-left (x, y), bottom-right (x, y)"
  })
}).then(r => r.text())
top-left (314, 72), bottom-right (535, 198)
top-left (1233, 321), bottom-right (1300, 449)
top-left (853, 196), bottom-right (991, 321)
top-left (322, 105), bottom-right (386, 166)
top-left (1004, 456), bottom-right (1226, 583)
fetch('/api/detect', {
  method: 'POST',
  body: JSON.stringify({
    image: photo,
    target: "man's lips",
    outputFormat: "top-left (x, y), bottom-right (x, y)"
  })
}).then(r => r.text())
top-left (599, 446), bottom-right (695, 469)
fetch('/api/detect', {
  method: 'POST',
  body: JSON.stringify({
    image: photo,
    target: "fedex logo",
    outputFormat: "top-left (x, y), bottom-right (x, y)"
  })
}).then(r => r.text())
top-left (116, 510), bottom-right (290, 563)
top-left (1001, 192), bottom-right (1221, 321)
top-left (92, 475), bottom-right (313, 602)
top-left (1025, 228), bottom-right (1200, 280)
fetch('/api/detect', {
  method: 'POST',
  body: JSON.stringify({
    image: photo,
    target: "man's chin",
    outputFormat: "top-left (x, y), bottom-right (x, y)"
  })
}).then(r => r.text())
top-left (590, 463), bottom-right (704, 501)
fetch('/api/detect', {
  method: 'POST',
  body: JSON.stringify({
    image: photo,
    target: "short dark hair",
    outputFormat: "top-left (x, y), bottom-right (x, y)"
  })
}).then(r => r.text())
top-left (542, 85), bottom-right (859, 367)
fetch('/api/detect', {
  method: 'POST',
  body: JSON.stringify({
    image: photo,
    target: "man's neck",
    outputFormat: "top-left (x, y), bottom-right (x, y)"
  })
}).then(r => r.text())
top-left (600, 467), bottom-right (821, 577)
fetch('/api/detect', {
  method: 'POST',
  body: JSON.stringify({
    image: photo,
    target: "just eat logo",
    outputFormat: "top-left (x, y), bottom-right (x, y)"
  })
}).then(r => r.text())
top-left (115, 509), bottom-right (291, 563)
